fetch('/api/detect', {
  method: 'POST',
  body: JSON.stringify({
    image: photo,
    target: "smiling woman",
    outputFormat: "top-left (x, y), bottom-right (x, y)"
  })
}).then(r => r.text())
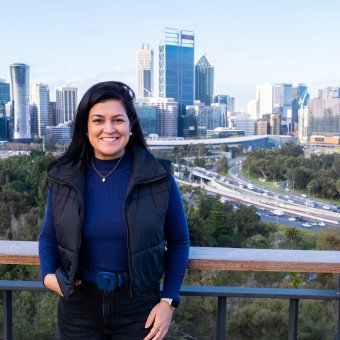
top-left (38, 81), bottom-right (190, 339)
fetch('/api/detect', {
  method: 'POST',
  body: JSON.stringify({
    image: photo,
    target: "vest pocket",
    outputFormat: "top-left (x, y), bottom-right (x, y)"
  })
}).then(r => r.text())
top-left (131, 242), bottom-right (165, 295)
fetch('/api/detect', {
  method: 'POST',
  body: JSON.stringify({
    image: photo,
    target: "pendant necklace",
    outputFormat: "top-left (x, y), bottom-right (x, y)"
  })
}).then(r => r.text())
top-left (90, 155), bottom-right (123, 183)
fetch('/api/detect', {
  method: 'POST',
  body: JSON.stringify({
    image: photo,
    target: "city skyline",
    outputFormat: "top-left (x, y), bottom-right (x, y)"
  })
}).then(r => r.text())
top-left (1, 0), bottom-right (340, 110)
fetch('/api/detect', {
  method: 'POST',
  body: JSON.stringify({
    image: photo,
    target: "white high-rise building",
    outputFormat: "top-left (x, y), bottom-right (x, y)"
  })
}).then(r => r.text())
top-left (256, 83), bottom-right (273, 118)
top-left (137, 43), bottom-right (154, 100)
top-left (10, 63), bottom-right (31, 140)
top-left (247, 99), bottom-right (258, 120)
top-left (56, 85), bottom-right (77, 124)
top-left (32, 83), bottom-right (50, 137)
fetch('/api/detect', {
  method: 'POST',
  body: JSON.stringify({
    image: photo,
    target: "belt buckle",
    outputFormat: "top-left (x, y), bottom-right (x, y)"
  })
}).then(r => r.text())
top-left (97, 271), bottom-right (116, 291)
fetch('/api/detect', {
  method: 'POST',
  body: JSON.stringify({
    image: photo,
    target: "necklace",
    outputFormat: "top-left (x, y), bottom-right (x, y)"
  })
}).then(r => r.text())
top-left (90, 155), bottom-right (123, 183)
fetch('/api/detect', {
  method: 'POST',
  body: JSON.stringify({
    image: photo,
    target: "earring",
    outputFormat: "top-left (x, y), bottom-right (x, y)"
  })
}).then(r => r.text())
top-left (129, 132), bottom-right (133, 136)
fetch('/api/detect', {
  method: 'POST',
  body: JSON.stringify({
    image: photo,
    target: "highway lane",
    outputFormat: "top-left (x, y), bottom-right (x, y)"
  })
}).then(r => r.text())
top-left (175, 165), bottom-right (339, 230)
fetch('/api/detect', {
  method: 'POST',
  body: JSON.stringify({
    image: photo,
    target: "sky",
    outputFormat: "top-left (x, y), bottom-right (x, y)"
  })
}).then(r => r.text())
top-left (1, 0), bottom-right (340, 110)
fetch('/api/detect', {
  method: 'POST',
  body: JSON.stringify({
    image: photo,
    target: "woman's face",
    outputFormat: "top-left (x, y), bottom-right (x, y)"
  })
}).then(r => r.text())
top-left (87, 99), bottom-right (131, 160)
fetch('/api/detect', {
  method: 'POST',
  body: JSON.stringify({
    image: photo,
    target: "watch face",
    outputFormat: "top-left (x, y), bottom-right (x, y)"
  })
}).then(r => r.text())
top-left (171, 299), bottom-right (179, 308)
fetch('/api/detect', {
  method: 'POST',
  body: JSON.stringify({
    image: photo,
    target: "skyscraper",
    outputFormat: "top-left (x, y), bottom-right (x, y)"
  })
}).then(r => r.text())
top-left (0, 79), bottom-right (10, 116)
top-left (213, 95), bottom-right (235, 126)
top-left (137, 43), bottom-right (154, 100)
top-left (195, 54), bottom-right (214, 105)
top-left (291, 83), bottom-right (309, 132)
top-left (32, 83), bottom-right (50, 137)
top-left (10, 63), bottom-right (31, 140)
top-left (136, 97), bottom-right (179, 137)
top-left (256, 83), bottom-right (273, 118)
top-left (298, 87), bottom-right (340, 144)
top-left (56, 85), bottom-right (77, 124)
top-left (273, 83), bottom-right (292, 118)
top-left (159, 28), bottom-right (194, 135)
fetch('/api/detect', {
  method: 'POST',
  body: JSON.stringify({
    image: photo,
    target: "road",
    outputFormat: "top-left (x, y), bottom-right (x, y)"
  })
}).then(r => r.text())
top-left (175, 163), bottom-right (339, 231)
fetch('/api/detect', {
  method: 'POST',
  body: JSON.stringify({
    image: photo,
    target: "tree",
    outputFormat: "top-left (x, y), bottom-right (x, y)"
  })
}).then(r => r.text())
top-left (193, 156), bottom-right (206, 168)
top-left (216, 157), bottom-right (228, 175)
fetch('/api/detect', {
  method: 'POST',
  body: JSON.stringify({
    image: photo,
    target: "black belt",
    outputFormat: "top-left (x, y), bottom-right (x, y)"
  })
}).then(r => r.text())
top-left (81, 270), bottom-right (130, 291)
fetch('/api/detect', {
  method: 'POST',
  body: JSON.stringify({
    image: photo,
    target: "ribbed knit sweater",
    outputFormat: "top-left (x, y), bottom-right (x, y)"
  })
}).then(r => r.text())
top-left (39, 153), bottom-right (189, 300)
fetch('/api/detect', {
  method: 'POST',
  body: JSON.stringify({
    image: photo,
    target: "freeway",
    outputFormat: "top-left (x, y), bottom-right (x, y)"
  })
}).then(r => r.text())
top-left (176, 165), bottom-right (339, 231)
top-left (229, 163), bottom-right (340, 214)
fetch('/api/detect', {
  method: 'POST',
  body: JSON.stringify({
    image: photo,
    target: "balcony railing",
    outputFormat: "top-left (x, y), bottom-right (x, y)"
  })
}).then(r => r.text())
top-left (1, 241), bottom-right (340, 340)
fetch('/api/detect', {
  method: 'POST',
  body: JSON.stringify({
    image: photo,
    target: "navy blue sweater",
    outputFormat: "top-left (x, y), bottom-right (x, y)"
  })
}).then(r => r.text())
top-left (39, 153), bottom-right (189, 301)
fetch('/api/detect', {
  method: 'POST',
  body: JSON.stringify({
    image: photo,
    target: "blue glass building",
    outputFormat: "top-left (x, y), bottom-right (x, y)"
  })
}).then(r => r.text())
top-left (135, 105), bottom-right (157, 135)
top-left (195, 54), bottom-right (214, 105)
top-left (159, 28), bottom-right (194, 136)
top-left (0, 79), bottom-right (10, 116)
top-left (291, 84), bottom-right (309, 132)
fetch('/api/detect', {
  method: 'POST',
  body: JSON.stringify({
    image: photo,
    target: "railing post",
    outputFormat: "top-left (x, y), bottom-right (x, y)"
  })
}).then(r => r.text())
top-left (216, 296), bottom-right (227, 340)
top-left (288, 298), bottom-right (299, 340)
top-left (3, 290), bottom-right (13, 340)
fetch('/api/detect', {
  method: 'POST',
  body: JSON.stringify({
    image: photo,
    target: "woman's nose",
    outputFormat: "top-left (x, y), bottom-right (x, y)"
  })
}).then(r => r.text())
top-left (104, 121), bottom-right (116, 133)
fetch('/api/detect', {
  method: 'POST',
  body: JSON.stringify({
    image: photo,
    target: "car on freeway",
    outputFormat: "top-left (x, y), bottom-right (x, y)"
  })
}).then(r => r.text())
top-left (284, 195), bottom-right (290, 199)
top-left (322, 205), bottom-right (330, 210)
top-left (318, 221), bottom-right (326, 227)
top-left (288, 217), bottom-right (296, 221)
top-left (301, 222), bottom-right (312, 228)
top-left (301, 194), bottom-right (307, 198)
top-left (288, 199), bottom-right (294, 203)
top-left (296, 216), bottom-right (306, 222)
top-left (284, 188), bottom-right (290, 192)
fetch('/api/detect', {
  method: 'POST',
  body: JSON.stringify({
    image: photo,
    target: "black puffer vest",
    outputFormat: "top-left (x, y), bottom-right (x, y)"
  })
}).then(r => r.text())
top-left (47, 146), bottom-right (171, 298)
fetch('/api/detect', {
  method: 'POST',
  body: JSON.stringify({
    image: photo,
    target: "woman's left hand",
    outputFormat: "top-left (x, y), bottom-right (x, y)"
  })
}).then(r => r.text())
top-left (144, 300), bottom-right (174, 339)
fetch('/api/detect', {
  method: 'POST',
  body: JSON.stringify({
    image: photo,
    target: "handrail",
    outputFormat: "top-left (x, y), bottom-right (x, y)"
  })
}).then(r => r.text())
top-left (1, 240), bottom-right (340, 340)
top-left (1, 240), bottom-right (340, 273)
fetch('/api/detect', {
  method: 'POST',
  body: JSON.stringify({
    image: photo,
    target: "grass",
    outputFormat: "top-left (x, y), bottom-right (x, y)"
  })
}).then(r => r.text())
top-left (275, 224), bottom-right (319, 236)
top-left (241, 169), bottom-right (285, 192)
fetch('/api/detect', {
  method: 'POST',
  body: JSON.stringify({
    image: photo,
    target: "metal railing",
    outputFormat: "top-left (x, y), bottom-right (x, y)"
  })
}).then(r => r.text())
top-left (1, 281), bottom-right (340, 340)
top-left (1, 242), bottom-right (340, 339)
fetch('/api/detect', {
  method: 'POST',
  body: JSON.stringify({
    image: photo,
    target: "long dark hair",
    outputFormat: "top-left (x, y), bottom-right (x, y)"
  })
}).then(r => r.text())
top-left (49, 81), bottom-right (148, 170)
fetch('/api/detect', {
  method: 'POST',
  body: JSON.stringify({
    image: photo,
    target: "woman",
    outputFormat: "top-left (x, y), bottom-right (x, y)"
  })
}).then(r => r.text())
top-left (39, 81), bottom-right (190, 339)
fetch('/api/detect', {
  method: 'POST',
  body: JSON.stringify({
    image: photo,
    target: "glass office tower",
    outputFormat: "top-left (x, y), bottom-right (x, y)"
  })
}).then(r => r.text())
top-left (10, 63), bottom-right (31, 140)
top-left (159, 28), bottom-right (194, 136)
top-left (195, 54), bottom-right (214, 105)
top-left (0, 79), bottom-right (10, 116)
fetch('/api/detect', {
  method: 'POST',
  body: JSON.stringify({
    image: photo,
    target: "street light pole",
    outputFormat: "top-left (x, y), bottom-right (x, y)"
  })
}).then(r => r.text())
top-left (308, 185), bottom-right (312, 198)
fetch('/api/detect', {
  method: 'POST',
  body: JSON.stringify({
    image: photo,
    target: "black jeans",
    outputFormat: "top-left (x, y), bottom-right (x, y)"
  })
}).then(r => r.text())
top-left (58, 280), bottom-right (160, 339)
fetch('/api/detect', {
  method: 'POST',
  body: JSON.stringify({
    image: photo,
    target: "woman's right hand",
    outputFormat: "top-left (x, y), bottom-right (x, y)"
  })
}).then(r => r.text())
top-left (44, 273), bottom-right (63, 296)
